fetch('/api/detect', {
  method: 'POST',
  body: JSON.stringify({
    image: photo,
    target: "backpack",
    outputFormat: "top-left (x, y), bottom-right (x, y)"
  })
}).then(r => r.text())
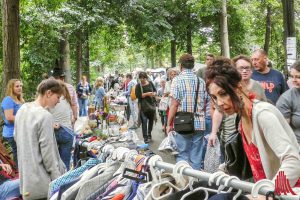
top-left (130, 85), bottom-right (137, 101)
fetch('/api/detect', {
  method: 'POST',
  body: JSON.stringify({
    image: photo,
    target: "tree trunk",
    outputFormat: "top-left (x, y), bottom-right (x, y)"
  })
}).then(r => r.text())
top-left (171, 40), bottom-right (176, 68)
top-left (150, 49), bottom-right (154, 69)
top-left (59, 28), bottom-right (71, 84)
top-left (75, 30), bottom-right (83, 84)
top-left (2, 0), bottom-right (20, 97)
top-left (220, 0), bottom-right (230, 58)
top-left (83, 30), bottom-right (90, 82)
top-left (186, 25), bottom-right (192, 55)
top-left (282, 0), bottom-right (295, 75)
top-left (264, 6), bottom-right (271, 54)
top-left (186, 9), bottom-right (192, 55)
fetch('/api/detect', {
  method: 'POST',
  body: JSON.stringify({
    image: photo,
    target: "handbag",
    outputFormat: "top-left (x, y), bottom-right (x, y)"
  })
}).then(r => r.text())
top-left (174, 78), bottom-right (199, 134)
top-left (224, 114), bottom-right (252, 180)
top-left (158, 97), bottom-right (168, 111)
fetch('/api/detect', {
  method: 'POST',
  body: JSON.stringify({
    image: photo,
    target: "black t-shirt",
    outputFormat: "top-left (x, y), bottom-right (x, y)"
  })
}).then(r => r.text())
top-left (135, 81), bottom-right (156, 107)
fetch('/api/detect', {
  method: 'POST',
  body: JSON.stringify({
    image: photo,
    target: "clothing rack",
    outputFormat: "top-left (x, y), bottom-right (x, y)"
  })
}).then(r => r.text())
top-left (78, 141), bottom-right (299, 200)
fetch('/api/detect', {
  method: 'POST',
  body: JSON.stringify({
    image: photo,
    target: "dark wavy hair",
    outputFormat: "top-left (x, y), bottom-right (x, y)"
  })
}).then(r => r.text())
top-left (205, 57), bottom-right (244, 113)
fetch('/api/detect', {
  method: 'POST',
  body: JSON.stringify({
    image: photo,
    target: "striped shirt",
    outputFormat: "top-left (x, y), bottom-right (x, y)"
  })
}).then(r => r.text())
top-left (170, 69), bottom-right (207, 130)
top-left (65, 83), bottom-right (78, 107)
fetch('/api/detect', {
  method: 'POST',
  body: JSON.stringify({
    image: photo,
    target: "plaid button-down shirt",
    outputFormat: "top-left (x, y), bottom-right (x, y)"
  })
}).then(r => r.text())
top-left (170, 69), bottom-right (207, 130)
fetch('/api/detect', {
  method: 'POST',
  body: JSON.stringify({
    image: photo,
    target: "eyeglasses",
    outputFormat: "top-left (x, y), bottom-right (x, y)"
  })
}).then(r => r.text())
top-left (289, 75), bottom-right (300, 79)
top-left (237, 66), bottom-right (252, 72)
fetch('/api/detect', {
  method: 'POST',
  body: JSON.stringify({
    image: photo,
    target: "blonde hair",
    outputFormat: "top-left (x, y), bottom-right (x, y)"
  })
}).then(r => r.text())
top-left (5, 79), bottom-right (25, 103)
top-left (94, 77), bottom-right (104, 88)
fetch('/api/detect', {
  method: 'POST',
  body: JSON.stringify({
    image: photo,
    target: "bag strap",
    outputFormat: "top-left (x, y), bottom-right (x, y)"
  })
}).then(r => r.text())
top-left (235, 114), bottom-right (241, 130)
top-left (193, 78), bottom-right (200, 113)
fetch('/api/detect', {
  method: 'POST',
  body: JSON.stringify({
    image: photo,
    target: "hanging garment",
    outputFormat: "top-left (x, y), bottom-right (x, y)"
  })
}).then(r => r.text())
top-left (60, 162), bottom-right (113, 200)
top-left (76, 163), bottom-right (121, 200)
top-left (49, 158), bottom-right (100, 197)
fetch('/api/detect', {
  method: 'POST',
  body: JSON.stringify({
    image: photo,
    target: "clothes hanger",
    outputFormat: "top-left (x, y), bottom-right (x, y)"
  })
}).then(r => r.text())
top-left (147, 161), bottom-right (191, 200)
top-left (216, 174), bottom-right (230, 193)
top-left (180, 187), bottom-right (209, 200)
top-left (180, 176), bottom-right (222, 200)
top-left (172, 161), bottom-right (192, 190)
top-left (208, 171), bottom-right (226, 187)
top-left (251, 179), bottom-right (274, 198)
top-left (224, 176), bottom-right (240, 193)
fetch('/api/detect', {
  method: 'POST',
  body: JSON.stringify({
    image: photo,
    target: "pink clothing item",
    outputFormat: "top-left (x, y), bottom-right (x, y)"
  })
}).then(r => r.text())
top-left (66, 83), bottom-right (78, 106)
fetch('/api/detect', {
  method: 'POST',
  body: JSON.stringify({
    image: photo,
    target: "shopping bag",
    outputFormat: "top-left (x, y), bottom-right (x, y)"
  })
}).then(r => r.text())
top-left (158, 131), bottom-right (178, 155)
top-left (203, 136), bottom-right (221, 173)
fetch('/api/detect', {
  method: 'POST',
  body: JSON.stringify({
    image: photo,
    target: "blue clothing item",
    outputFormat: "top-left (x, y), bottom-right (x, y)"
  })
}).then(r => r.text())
top-left (49, 158), bottom-right (100, 197)
top-left (124, 80), bottom-right (136, 97)
top-left (94, 87), bottom-right (105, 109)
top-left (0, 179), bottom-right (21, 199)
top-left (1, 96), bottom-right (22, 138)
top-left (3, 137), bottom-right (18, 167)
top-left (57, 177), bottom-right (80, 200)
top-left (175, 130), bottom-right (205, 170)
top-left (252, 69), bottom-right (288, 104)
top-left (127, 180), bottom-right (140, 200)
top-left (171, 69), bottom-right (207, 130)
top-left (76, 82), bottom-right (92, 98)
top-left (55, 126), bottom-right (75, 170)
top-left (78, 98), bottom-right (88, 116)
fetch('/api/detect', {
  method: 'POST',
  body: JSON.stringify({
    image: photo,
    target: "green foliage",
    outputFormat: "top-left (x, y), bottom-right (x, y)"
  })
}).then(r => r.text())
top-left (1, 0), bottom-right (298, 99)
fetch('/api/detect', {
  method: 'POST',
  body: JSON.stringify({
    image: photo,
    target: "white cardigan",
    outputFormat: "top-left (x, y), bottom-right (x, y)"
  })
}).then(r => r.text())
top-left (252, 100), bottom-right (300, 186)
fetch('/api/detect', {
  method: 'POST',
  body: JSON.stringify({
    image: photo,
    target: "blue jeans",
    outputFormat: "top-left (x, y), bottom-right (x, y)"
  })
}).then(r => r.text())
top-left (201, 117), bottom-right (212, 169)
top-left (4, 137), bottom-right (18, 167)
top-left (175, 130), bottom-right (205, 170)
top-left (55, 126), bottom-right (74, 170)
top-left (78, 98), bottom-right (88, 116)
top-left (0, 179), bottom-right (20, 199)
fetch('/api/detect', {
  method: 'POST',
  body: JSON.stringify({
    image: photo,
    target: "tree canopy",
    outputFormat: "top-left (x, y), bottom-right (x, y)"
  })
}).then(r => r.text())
top-left (0, 0), bottom-right (299, 99)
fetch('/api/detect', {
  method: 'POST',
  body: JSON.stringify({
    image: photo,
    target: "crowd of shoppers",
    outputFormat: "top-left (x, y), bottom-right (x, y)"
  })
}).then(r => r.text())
top-left (1, 48), bottom-right (300, 199)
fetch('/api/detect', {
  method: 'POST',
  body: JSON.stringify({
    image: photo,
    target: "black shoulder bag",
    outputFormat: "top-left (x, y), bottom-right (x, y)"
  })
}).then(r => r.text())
top-left (224, 114), bottom-right (253, 180)
top-left (174, 78), bottom-right (199, 135)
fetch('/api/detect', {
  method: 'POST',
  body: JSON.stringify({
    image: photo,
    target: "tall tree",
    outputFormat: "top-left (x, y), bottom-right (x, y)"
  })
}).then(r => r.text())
top-left (83, 30), bottom-right (90, 82)
top-left (59, 27), bottom-right (71, 83)
top-left (2, 0), bottom-right (20, 96)
top-left (75, 30), bottom-right (83, 84)
top-left (282, 0), bottom-right (295, 74)
top-left (171, 39), bottom-right (176, 67)
top-left (220, 0), bottom-right (230, 58)
top-left (264, 5), bottom-right (272, 54)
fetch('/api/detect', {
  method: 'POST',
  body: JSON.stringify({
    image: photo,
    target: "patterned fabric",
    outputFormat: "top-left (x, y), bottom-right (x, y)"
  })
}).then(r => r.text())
top-left (49, 158), bottom-right (100, 197)
top-left (65, 83), bottom-right (78, 107)
top-left (240, 121), bottom-right (266, 182)
top-left (170, 69), bottom-right (207, 130)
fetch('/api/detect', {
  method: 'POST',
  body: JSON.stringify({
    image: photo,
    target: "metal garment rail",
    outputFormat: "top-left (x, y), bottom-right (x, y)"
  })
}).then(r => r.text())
top-left (77, 140), bottom-right (299, 200)
top-left (155, 161), bottom-right (270, 195)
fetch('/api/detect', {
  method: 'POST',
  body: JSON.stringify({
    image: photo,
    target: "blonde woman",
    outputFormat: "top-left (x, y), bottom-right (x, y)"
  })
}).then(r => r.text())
top-left (77, 75), bottom-right (92, 116)
top-left (93, 77), bottom-right (106, 110)
top-left (1, 79), bottom-right (24, 166)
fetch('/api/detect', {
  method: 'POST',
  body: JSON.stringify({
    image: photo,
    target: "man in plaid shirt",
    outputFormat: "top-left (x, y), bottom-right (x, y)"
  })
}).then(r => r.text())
top-left (167, 53), bottom-right (208, 170)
